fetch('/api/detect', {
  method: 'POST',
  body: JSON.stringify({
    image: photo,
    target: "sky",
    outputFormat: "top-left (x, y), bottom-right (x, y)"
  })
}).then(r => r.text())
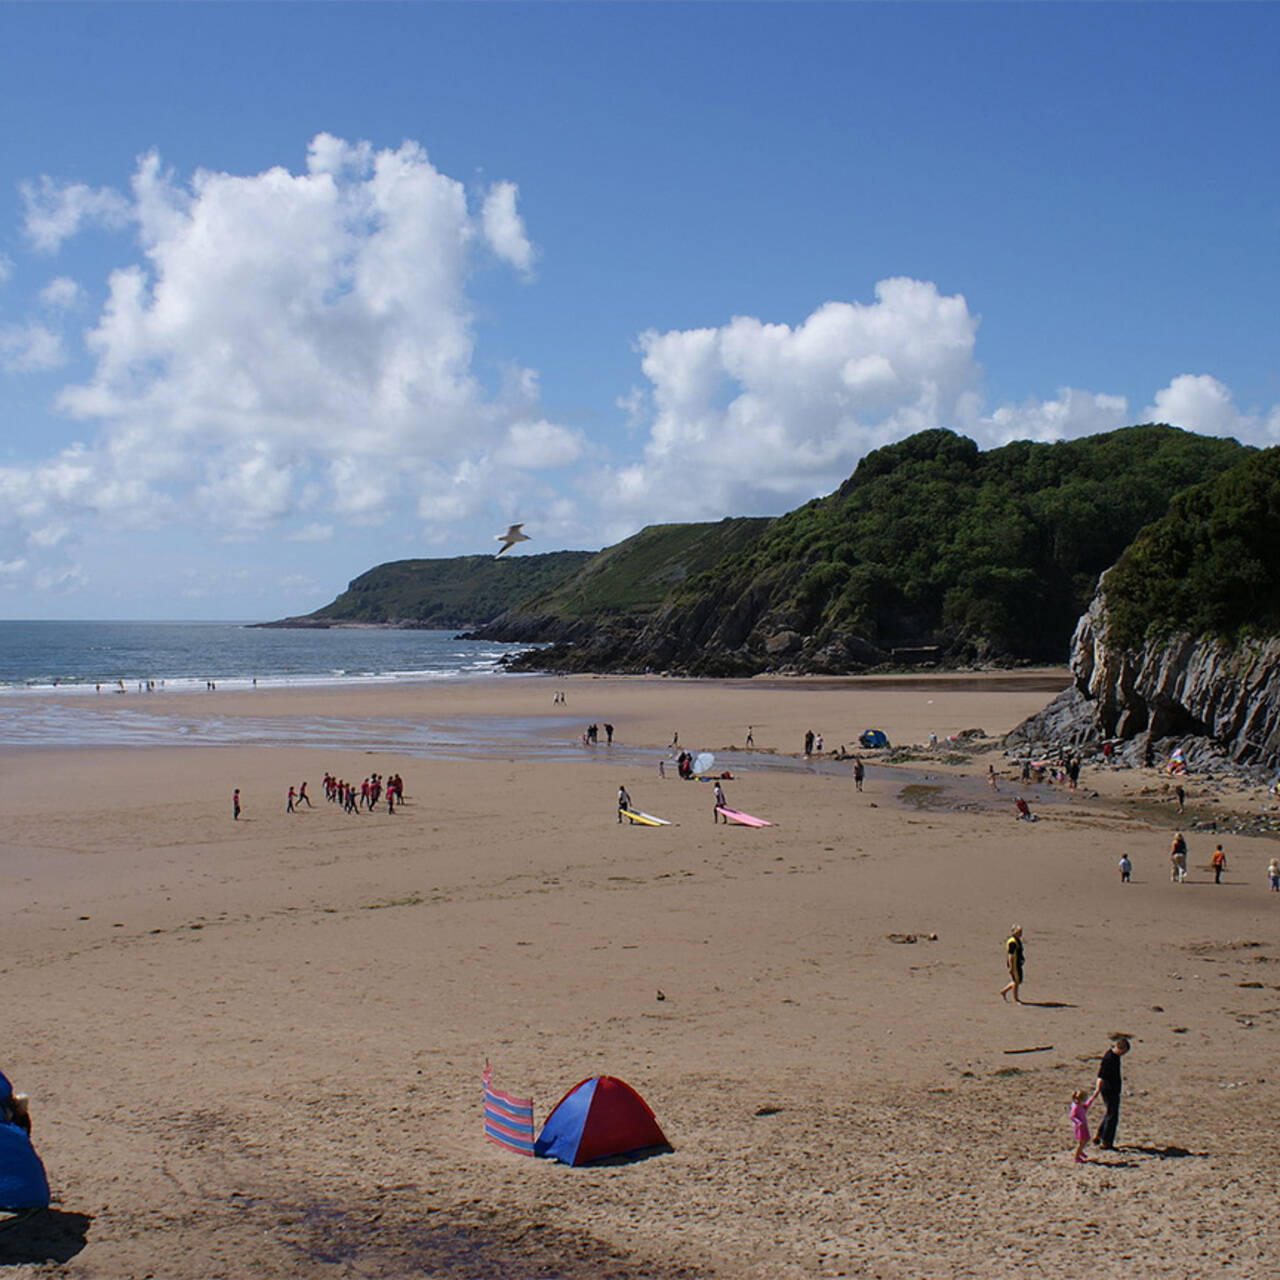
top-left (1, 2), bottom-right (1277, 621)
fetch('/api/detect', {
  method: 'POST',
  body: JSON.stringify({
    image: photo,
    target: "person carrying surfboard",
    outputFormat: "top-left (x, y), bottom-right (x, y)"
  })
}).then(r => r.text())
top-left (713, 780), bottom-right (727, 822)
top-left (618, 784), bottom-right (632, 823)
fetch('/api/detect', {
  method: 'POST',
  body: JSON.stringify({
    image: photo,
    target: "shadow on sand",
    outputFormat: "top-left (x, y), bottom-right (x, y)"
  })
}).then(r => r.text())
top-left (1128, 1143), bottom-right (1206, 1160)
top-left (0, 1208), bottom-right (91, 1265)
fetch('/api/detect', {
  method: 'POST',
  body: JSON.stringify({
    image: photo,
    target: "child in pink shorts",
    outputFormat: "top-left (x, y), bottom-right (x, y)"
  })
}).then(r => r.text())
top-left (1069, 1089), bottom-right (1092, 1163)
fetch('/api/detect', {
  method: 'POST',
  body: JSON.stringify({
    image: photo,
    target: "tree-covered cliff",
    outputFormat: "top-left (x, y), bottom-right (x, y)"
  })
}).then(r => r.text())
top-left (499, 424), bottom-right (1250, 673)
top-left (1101, 447), bottom-right (1280, 648)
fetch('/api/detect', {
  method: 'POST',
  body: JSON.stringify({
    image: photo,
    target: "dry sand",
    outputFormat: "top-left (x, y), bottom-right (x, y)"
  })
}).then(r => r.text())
top-left (2, 672), bottom-right (1278, 1278)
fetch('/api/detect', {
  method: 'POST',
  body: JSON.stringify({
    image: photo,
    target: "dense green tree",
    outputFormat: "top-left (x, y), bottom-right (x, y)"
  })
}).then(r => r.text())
top-left (1104, 448), bottom-right (1280, 648)
top-left (658, 424), bottom-right (1250, 664)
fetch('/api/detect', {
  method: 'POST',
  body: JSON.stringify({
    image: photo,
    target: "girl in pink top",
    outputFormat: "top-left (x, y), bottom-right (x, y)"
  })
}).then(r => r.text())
top-left (1069, 1089), bottom-right (1093, 1163)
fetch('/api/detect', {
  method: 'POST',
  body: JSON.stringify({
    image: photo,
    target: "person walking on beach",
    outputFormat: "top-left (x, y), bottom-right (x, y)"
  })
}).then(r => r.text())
top-left (713, 780), bottom-right (727, 821)
top-left (286, 786), bottom-right (296, 814)
top-left (853, 757), bottom-right (865, 792)
top-left (617, 784), bottom-right (632, 823)
top-left (1088, 1035), bottom-right (1130, 1150)
top-left (1269, 857), bottom-right (1280, 892)
top-left (232, 788), bottom-right (241, 821)
top-left (298, 781), bottom-right (313, 808)
top-left (1170, 831), bottom-right (1188, 882)
top-left (999, 925), bottom-right (1024, 1003)
top-left (1211, 843), bottom-right (1227, 884)
top-left (1069, 1089), bottom-right (1094, 1163)
top-left (746, 725), bottom-right (754, 747)
top-left (604, 723), bottom-right (614, 744)
top-left (1118, 853), bottom-right (1132, 883)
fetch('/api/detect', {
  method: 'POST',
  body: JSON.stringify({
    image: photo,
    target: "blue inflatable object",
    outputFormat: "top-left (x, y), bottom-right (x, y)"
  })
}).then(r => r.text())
top-left (0, 1070), bottom-right (50, 1210)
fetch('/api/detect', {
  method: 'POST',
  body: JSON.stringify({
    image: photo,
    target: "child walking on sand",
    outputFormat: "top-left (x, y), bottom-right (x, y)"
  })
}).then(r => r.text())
top-left (1069, 1089), bottom-right (1093, 1163)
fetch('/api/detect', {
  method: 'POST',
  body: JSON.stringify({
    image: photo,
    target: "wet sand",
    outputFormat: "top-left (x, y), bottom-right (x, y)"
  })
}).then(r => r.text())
top-left (2, 671), bottom-right (1278, 1277)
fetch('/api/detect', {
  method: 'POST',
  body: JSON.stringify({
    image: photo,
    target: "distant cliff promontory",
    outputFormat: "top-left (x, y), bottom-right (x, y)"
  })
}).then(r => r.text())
top-left (258, 550), bottom-right (594, 631)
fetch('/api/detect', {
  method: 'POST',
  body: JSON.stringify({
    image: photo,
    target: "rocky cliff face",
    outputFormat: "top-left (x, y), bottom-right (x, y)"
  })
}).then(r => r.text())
top-left (1009, 590), bottom-right (1280, 770)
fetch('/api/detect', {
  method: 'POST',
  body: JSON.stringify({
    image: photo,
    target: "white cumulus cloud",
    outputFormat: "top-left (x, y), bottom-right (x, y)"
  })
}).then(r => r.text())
top-left (600, 278), bottom-right (982, 521)
top-left (481, 181), bottom-right (535, 275)
top-left (977, 387), bottom-right (1131, 443)
top-left (496, 419), bottom-right (584, 469)
top-left (1141, 373), bottom-right (1280, 440)
top-left (1, 136), bottom-right (566, 587)
top-left (38, 276), bottom-right (84, 311)
top-left (0, 323), bottom-right (65, 372)
top-left (21, 176), bottom-right (133, 253)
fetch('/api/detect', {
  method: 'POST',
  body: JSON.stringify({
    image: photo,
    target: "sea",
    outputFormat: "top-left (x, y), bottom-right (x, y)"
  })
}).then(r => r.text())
top-left (0, 620), bottom-right (576, 757)
top-left (0, 620), bottom-right (536, 693)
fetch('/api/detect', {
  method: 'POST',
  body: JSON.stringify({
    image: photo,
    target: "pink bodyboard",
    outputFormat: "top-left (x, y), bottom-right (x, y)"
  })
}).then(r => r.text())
top-left (716, 806), bottom-right (774, 827)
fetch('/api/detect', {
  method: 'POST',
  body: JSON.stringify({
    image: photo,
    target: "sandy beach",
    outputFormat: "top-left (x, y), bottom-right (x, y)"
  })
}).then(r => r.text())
top-left (2, 671), bottom-right (1278, 1278)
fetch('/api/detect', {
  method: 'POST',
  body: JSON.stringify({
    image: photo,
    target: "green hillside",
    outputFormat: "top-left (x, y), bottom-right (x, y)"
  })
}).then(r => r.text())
top-left (276, 550), bottom-right (595, 628)
top-left (611, 424), bottom-right (1252, 672)
top-left (506, 517), bottom-right (773, 620)
top-left (1103, 446), bottom-right (1280, 648)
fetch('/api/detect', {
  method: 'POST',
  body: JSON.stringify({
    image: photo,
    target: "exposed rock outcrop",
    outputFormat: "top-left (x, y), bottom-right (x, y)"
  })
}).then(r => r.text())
top-left (1008, 589), bottom-right (1280, 771)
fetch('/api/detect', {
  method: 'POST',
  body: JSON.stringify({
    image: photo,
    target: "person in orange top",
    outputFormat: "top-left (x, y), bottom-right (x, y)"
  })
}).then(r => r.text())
top-left (1211, 843), bottom-right (1227, 884)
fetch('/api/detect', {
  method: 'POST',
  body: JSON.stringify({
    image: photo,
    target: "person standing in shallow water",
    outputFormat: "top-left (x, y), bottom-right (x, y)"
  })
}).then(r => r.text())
top-left (999, 925), bottom-right (1024, 1003)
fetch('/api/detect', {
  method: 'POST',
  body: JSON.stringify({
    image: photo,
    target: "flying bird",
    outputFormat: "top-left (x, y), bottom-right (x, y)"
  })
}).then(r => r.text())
top-left (495, 523), bottom-right (531, 557)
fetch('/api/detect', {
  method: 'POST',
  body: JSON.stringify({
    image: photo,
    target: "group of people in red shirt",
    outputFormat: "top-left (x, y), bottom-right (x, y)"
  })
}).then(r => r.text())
top-left (320, 772), bottom-right (405, 814)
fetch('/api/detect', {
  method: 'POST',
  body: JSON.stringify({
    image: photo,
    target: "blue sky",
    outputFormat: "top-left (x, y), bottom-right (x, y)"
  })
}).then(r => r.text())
top-left (1, 1), bottom-right (1277, 620)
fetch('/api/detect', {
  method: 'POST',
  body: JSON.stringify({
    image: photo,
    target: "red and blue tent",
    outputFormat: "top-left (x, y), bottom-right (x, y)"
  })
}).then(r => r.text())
top-left (534, 1075), bottom-right (668, 1166)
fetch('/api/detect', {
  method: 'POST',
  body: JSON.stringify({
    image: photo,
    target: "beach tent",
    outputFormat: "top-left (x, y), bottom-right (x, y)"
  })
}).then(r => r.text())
top-left (534, 1076), bottom-right (668, 1165)
top-left (0, 1072), bottom-right (49, 1211)
top-left (859, 729), bottom-right (890, 748)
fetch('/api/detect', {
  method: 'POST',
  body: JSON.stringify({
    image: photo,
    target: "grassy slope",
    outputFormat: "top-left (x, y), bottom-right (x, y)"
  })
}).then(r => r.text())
top-left (304, 550), bottom-right (596, 627)
top-left (506, 517), bottom-right (774, 619)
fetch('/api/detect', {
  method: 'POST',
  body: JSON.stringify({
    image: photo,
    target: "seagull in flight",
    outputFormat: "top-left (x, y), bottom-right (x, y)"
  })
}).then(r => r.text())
top-left (495, 523), bottom-right (531, 557)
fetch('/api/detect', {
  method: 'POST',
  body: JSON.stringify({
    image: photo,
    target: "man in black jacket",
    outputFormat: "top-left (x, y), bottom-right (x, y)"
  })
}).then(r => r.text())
top-left (1089, 1035), bottom-right (1130, 1149)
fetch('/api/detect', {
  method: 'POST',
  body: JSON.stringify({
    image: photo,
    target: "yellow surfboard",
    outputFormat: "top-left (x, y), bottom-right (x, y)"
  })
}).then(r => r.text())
top-left (622, 809), bottom-right (671, 826)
